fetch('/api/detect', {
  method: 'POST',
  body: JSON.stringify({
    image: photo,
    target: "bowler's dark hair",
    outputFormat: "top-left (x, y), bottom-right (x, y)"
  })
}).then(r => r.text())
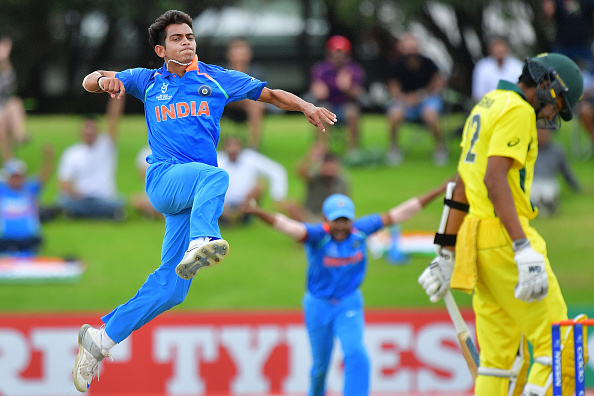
top-left (148, 10), bottom-right (193, 48)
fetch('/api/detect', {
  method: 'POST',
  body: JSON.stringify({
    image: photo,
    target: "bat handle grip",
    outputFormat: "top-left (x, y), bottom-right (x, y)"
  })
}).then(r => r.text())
top-left (443, 290), bottom-right (467, 333)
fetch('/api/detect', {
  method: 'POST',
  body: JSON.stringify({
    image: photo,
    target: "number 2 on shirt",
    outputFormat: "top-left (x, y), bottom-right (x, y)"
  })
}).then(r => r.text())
top-left (464, 114), bottom-right (481, 163)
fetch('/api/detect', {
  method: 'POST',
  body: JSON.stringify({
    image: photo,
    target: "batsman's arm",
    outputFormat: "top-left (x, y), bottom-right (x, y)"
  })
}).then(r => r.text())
top-left (486, 156), bottom-right (549, 303)
top-left (441, 174), bottom-right (469, 249)
top-left (484, 156), bottom-right (526, 241)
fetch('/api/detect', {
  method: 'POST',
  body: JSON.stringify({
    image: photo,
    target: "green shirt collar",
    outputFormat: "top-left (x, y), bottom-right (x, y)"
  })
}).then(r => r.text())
top-left (496, 80), bottom-right (528, 102)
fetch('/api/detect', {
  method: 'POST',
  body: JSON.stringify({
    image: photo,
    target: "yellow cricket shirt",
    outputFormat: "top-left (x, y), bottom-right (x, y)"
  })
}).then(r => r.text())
top-left (458, 80), bottom-right (538, 220)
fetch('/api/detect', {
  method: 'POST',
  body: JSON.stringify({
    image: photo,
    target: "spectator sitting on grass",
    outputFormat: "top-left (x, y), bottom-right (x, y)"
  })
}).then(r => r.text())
top-left (217, 135), bottom-right (288, 226)
top-left (57, 97), bottom-right (125, 221)
top-left (0, 146), bottom-right (54, 256)
top-left (284, 144), bottom-right (350, 222)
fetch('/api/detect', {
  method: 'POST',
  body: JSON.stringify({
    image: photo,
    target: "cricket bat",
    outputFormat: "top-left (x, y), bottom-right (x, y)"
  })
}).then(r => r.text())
top-left (443, 291), bottom-right (479, 380)
top-left (437, 182), bottom-right (480, 380)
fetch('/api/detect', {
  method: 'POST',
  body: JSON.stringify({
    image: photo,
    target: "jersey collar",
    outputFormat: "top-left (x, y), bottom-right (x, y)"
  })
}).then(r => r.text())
top-left (160, 55), bottom-right (199, 78)
top-left (496, 80), bottom-right (528, 102)
top-left (185, 55), bottom-right (199, 71)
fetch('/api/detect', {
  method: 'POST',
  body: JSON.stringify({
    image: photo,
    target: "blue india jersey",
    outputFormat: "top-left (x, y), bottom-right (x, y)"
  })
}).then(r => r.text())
top-left (0, 180), bottom-right (41, 239)
top-left (303, 214), bottom-right (383, 300)
top-left (116, 55), bottom-right (267, 166)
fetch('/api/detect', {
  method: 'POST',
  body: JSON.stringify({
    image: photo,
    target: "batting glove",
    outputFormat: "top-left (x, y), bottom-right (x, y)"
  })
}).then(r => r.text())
top-left (418, 248), bottom-right (455, 303)
top-left (514, 242), bottom-right (548, 303)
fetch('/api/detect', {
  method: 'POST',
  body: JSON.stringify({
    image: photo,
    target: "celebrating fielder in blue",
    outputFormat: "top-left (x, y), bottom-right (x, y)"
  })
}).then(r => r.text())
top-left (246, 182), bottom-right (447, 396)
top-left (73, 10), bottom-right (336, 393)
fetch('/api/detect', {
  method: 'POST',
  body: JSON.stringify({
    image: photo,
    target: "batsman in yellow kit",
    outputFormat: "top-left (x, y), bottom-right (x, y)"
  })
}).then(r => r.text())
top-left (418, 53), bottom-right (584, 396)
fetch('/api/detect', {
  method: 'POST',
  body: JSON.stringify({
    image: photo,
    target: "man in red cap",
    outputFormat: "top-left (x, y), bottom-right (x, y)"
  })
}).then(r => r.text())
top-left (310, 35), bottom-right (366, 158)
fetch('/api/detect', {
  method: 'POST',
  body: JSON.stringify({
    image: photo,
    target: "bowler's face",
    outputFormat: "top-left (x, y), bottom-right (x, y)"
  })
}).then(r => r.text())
top-left (162, 23), bottom-right (196, 63)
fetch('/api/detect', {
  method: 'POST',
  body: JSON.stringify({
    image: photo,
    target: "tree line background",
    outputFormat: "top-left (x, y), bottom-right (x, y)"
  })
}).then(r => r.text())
top-left (1, 0), bottom-right (554, 114)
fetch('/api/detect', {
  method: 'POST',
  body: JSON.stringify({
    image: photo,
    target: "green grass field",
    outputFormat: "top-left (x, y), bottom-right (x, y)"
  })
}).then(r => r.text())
top-left (1, 113), bottom-right (593, 313)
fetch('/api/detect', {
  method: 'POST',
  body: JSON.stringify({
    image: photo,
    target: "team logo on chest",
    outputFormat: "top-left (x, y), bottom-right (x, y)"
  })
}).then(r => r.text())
top-left (156, 83), bottom-right (172, 101)
top-left (198, 85), bottom-right (212, 97)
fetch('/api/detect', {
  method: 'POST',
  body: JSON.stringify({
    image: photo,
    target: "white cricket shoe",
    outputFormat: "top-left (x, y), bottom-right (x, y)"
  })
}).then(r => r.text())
top-left (72, 324), bottom-right (111, 392)
top-left (175, 238), bottom-right (229, 280)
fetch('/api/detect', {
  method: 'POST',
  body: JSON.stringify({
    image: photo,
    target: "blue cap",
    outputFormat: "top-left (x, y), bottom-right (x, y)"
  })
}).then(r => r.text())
top-left (322, 194), bottom-right (355, 221)
top-left (3, 159), bottom-right (27, 176)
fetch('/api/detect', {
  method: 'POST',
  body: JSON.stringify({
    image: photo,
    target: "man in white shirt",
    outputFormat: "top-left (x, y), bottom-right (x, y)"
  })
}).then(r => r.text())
top-left (57, 98), bottom-right (125, 220)
top-left (472, 37), bottom-right (524, 102)
top-left (217, 136), bottom-right (287, 225)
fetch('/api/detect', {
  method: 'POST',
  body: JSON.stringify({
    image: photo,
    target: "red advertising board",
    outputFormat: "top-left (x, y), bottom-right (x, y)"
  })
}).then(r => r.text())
top-left (0, 309), bottom-right (477, 395)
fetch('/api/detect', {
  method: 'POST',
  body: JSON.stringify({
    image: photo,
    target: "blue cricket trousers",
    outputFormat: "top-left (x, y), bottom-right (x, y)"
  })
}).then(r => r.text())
top-left (303, 290), bottom-right (370, 396)
top-left (102, 161), bottom-right (229, 343)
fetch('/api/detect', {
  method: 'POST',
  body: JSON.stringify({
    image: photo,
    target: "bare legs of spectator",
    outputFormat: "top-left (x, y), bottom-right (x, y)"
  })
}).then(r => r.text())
top-left (4, 98), bottom-right (27, 143)
top-left (386, 106), bottom-right (448, 166)
top-left (421, 107), bottom-right (448, 166)
top-left (343, 103), bottom-right (360, 152)
top-left (0, 97), bottom-right (28, 163)
top-left (386, 106), bottom-right (405, 166)
top-left (0, 115), bottom-right (11, 163)
top-left (223, 99), bottom-right (265, 150)
top-left (245, 99), bottom-right (265, 150)
top-left (315, 103), bottom-right (360, 155)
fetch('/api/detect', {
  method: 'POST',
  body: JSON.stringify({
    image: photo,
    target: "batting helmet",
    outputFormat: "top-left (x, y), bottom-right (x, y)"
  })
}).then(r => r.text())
top-left (524, 53), bottom-right (583, 123)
